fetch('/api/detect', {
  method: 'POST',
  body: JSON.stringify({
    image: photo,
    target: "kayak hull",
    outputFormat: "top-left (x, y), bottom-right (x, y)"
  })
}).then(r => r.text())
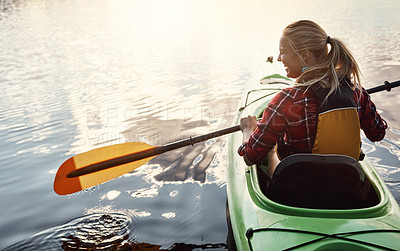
top-left (226, 75), bottom-right (400, 250)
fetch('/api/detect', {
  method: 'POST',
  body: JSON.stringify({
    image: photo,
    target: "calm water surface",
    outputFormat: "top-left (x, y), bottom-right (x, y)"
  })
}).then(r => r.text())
top-left (1, 0), bottom-right (400, 250)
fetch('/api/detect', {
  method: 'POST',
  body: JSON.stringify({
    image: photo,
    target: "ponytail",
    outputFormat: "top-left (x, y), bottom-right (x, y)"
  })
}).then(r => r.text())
top-left (283, 20), bottom-right (362, 97)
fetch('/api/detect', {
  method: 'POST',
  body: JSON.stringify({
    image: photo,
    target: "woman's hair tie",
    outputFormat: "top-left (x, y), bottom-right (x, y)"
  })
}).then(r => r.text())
top-left (326, 36), bottom-right (331, 44)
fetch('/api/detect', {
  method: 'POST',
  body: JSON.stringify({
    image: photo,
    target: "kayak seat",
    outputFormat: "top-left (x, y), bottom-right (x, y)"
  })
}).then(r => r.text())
top-left (266, 154), bottom-right (378, 209)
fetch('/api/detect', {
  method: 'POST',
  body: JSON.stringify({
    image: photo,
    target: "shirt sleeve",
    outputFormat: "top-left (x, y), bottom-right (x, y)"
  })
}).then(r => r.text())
top-left (356, 88), bottom-right (387, 141)
top-left (238, 89), bottom-right (290, 165)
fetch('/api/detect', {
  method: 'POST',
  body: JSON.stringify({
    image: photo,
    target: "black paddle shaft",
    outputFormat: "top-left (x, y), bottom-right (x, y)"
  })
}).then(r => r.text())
top-left (68, 79), bottom-right (400, 178)
top-left (367, 80), bottom-right (400, 94)
top-left (67, 125), bottom-right (240, 178)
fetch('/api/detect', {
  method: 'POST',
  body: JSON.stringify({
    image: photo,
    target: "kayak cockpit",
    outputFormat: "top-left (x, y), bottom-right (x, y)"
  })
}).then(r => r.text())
top-left (256, 154), bottom-right (380, 210)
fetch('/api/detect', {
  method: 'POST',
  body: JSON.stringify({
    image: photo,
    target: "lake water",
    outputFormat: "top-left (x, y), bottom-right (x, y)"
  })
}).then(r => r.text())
top-left (1, 0), bottom-right (399, 250)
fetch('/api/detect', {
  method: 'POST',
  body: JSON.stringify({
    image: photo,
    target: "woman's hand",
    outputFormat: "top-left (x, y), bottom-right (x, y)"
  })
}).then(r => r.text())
top-left (240, 115), bottom-right (257, 133)
top-left (240, 115), bottom-right (258, 166)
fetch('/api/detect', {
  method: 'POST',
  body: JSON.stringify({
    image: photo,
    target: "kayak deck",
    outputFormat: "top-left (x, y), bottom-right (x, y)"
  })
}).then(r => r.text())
top-left (227, 76), bottom-right (400, 250)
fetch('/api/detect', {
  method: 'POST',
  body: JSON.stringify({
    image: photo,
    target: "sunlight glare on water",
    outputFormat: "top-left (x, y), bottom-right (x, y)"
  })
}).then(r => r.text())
top-left (0, 0), bottom-right (400, 250)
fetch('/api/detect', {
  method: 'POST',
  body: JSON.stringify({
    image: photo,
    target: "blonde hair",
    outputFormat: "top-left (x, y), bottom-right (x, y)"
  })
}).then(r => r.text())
top-left (282, 20), bottom-right (362, 96)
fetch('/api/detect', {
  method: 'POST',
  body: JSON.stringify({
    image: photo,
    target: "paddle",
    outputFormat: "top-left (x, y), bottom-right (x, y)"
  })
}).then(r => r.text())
top-left (366, 80), bottom-right (400, 94)
top-left (54, 126), bottom-right (240, 195)
top-left (54, 79), bottom-right (400, 195)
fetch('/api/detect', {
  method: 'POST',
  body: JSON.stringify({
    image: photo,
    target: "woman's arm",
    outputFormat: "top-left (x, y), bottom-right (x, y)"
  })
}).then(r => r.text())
top-left (357, 89), bottom-right (387, 141)
top-left (240, 115), bottom-right (258, 166)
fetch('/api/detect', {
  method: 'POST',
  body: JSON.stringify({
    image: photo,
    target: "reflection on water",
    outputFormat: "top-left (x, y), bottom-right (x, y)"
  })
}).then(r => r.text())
top-left (364, 134), bottom-right (400, 202)
top-left (2, 207), bottom-right (137, 250)
top-left (153, 139), bottom-right (223, 183)
top-left (0, 0), bottom-right (400, 250)
top-left (60, 213), bottom-right (133, 250)
top-left (2, 206), bottom-right (227, 250)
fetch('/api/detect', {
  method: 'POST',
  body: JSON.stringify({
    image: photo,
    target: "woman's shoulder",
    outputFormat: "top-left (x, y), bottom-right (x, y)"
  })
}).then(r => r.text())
top-left (278, 86), bottom-right (315, 99)
top-left (267, 86), bottom-right (316, 108)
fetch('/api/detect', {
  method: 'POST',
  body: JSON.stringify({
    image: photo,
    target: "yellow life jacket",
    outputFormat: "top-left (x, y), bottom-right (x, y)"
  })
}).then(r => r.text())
top-left (311, 82), bottom-right (361, 160)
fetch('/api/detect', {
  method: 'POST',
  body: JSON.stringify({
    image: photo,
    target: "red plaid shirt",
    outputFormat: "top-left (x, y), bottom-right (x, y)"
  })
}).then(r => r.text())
top-left (238, 86), bottom-right (387, 165)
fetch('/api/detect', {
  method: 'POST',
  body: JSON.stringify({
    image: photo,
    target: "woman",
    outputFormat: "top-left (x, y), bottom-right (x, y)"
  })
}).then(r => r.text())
top-left (238, 20), bottom-right (387, 178)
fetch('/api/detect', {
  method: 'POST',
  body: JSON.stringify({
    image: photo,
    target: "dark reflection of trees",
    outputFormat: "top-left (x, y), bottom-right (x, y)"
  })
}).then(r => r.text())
top-left (153, 141), bottom-right (221, 183)
top-left (60, 208), bottom-right (231, 251)
top-left (61, 235), bottom-right (227, 250)
top-left (122, 116), bottom-right (224, 184)
top-left (168, 243), bottom-right (227, 250)
top-left (61, 234), bottom-right (162, 250)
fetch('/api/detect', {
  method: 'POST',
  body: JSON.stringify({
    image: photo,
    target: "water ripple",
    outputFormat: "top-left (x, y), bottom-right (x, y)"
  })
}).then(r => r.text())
top-left (60, 213), bottom-right (133, 250)
top-left (2, 209), bottom-right (139, 251)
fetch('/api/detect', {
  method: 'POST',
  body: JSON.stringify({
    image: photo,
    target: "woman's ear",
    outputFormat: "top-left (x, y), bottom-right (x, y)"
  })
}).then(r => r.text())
top-left (302, 50), bottom-right (311, 63)
top-left (302, 50), bottom-right (317, 66)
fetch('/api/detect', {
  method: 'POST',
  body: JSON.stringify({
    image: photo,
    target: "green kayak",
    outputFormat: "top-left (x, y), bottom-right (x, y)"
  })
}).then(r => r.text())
top-left (226, 73), bottom-right (400, 251)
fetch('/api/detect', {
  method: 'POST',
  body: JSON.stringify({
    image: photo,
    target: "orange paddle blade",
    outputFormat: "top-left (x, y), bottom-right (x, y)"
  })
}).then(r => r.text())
top-left (54, 142), bottom-right (156, 195)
